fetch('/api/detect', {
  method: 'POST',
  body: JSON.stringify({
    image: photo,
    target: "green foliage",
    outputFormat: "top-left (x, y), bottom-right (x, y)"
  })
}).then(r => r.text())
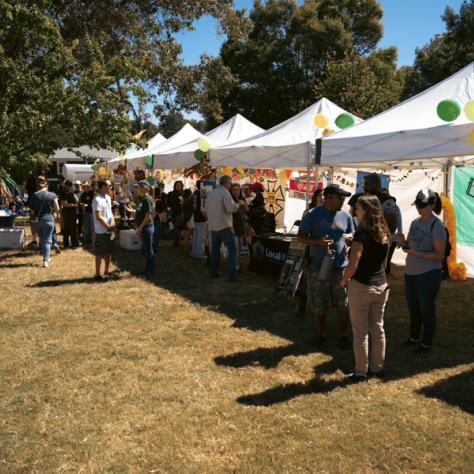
top-left (403, 1), bottom-right (474, 99)
top-left (0, 0), bottom-right (148, 182)
top-left (214, 0), bottom-right (384, 129)
top-left (314, 49), bottom-right (404, 119)
top-left (157, 112), bottom-right (208, 138)
top-left (48, 0), bottom-right (247, 124)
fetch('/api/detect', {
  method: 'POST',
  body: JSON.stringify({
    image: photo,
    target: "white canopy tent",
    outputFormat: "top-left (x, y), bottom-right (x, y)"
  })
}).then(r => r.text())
top-left (153, 114), bottom-right (264, 169)
top-left (316, 62), bottom-right (474, 278)
top-left (210, 98), bottom-right (363, 170)
top-left (106, 125), bottom-right (201, 172)
top-left (319, 61), bottom-right (474, 169)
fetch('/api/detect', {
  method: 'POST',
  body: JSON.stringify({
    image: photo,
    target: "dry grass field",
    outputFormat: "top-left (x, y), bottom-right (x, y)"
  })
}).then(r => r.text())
top-left (1, 218), bottom-right (473, 473)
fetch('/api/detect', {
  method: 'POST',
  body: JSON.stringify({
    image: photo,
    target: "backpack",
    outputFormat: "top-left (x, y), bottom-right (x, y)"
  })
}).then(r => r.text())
top-left (431, 219), bottom-right (451, 257)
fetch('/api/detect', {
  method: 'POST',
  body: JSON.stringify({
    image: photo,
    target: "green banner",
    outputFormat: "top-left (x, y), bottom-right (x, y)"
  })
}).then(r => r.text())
top-left (453, 166), bottom-right (474, 246)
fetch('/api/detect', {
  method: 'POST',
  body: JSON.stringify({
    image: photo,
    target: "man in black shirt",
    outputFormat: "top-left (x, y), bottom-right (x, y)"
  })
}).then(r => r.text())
top-left (61, 180), bottom-right (79, 248)
top-left (80, 181), bottom-right (94, 243)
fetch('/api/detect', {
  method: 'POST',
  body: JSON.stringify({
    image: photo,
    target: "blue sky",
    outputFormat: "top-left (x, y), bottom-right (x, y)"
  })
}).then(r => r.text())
top-left (155, 0), bottom-right (467, 121)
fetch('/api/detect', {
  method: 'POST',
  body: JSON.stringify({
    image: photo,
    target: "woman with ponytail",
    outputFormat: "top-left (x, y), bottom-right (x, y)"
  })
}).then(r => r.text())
top-left (340, 195), bottom-right (391, 382)
top-left (395, 189), bottom-right (446, 354)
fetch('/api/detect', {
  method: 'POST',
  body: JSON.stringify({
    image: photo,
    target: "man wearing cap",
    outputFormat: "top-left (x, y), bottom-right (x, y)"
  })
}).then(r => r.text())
top-left (206, 175), bottom-right (246, 282)
top-left (135, 180), bottom-right (155, 277)
top-left (92, 179), bottom-right (116, 281)
top-left (297, 184), bottom-right (354, 349)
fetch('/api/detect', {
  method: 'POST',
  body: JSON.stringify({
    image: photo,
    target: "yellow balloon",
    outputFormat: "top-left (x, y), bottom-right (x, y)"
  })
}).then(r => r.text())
top-left (314, 114), bottom-right (329, 128)
top-left (197, 137), bottom-right (210, 152)
top-left (464, 100), bottom-right (474, 122)
top-left (99, 167), bottom-right (107, 175)
top-left (470, 129), bottom-right (474, 146)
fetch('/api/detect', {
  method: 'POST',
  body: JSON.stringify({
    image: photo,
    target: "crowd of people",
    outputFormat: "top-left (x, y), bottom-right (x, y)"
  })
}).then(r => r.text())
top-left (297, 174), bottom-right (447, 382)
top-left (23, 167), bottom-right (448, 381)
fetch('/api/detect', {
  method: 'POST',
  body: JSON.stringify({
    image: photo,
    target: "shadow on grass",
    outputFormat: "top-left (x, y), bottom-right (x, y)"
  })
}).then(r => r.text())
top-left (109, 240), bottom-right (474, 410)
top-left (417, 368), bottom-right (474, 414)
top-left (28, 274), bottom-right (134, 287)
top-left (0, 263), bottom-right (37, 268)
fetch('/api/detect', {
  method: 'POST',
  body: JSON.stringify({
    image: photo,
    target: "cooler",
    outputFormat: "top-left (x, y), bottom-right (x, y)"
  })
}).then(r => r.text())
top-left (0, 228), bottom-right (26, 249)
top-left (119, 229), bottom-right (141, 250)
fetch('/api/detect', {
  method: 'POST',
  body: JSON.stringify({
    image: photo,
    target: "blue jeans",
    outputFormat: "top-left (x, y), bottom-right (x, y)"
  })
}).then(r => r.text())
top-left (210, 227), bottom-right (238, 280)
top-left (193, 222), bottom-right (206, 258)
top-left (153, 221), bottom-right (167, 252)
top-left (34, 218), bottom-right (55, 264)
top-left (405, 269), bottom-right (443, 347)
top-left (171, 211), bottom-right (182, 245)
top-left (83, 211), bottom-right (93, 241)
top-left (139, 225), bottom-right (155, 275)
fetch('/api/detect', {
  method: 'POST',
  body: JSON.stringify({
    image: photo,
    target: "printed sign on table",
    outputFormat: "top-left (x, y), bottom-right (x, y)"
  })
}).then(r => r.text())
top-left (275, 239), bottom-right (306, 298)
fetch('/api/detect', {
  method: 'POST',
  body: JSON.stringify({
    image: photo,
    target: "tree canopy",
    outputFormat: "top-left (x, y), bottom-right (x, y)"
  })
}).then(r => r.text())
top-left (314, 48), bottom-right (405, 120)
top-left (212, 0), bottom-right (384, 129)
top-left (402, 1), bottom-right (474, 100)
top-left (0, 0), bottom-right (245, 182)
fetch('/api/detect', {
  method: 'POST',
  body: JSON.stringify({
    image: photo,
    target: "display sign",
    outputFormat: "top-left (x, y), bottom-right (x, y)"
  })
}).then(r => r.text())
top-left (275, 240), bottom-right (306, 298)
top-left (248, 234), bottom-right (293, 275)
top-left (288, 181), bottom-right (323, 200)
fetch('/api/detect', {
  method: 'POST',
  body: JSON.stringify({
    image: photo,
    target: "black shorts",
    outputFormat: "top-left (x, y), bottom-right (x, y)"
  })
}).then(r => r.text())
top-left (95, 233), bottom-right (115, 256)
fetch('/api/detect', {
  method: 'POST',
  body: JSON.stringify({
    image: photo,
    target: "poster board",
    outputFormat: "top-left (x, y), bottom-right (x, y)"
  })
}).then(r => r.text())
top-left (275, 240), bottom-right (306, 298)
top-left (263, 179), bottom-right (286, 228)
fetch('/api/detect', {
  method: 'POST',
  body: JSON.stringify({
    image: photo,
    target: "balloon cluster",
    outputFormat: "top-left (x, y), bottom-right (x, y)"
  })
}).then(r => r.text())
top-left (313, 113), bottom-right (356, 130)
top-left (194, 137), bottom-right (210, 161)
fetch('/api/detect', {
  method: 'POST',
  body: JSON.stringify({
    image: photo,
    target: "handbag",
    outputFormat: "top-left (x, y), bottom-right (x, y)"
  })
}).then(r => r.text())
top-left (159, 212), bottom-right (168, 223)
top-left (30, 191), bottom-right (48, 223)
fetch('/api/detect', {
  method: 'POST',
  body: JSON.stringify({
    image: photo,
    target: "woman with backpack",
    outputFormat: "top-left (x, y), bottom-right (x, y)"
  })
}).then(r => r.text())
top-left (395, 189), bottom-right (447, 354)
top-left (169, 180), bottom-right (184, 248)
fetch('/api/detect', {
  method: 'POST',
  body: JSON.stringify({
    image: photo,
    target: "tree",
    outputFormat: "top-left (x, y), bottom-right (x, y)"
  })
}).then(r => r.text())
top-left (402, 1), bottom-right (474, 100)
top-left (212, 0), bottom-right (384, 129)
top-left (314, 48), bottom-right (405, 119)
top-left (157, 112), bottom-right (208, 138)
top-left (48, 0), bottom-right (248, 125)
top-left (0, 0), bottom-right (149, 183)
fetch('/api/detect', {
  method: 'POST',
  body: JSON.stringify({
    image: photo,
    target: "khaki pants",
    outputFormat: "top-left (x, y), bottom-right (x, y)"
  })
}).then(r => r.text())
top-left (348, 280), bottom-right (390, 377)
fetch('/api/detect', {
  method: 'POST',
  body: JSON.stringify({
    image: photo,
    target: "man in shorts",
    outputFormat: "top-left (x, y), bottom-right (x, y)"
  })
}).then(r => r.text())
top-left (92, 179), bottom-right (116, 282)
top-left (297, 184), bottom-right (354, 349)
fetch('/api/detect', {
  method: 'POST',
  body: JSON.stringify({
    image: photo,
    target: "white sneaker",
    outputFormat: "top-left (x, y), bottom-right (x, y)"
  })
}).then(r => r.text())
top-left (53, 244), bottom-right (61, 254)
top-left (42, 262), bottom-right (48, 268)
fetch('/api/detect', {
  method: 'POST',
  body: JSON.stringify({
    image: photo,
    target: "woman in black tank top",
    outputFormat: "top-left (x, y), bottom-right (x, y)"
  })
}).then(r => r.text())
top-left (340, 195), bottom-right (391, 382)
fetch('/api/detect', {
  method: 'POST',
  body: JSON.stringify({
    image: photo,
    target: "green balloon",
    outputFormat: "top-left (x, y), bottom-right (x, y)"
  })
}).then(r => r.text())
top-left (91, 165), bottom-right (94, 170)
top-left (114, 141), bottom-right (120, 147)
top-left (146, 154), bottom-right (152, 166)
top-left (335, 113), bottom-right (355, 129)
top-left (194, 149), bottom-right (206, 161)
top-left (437, 99), bottom-right (461, 122)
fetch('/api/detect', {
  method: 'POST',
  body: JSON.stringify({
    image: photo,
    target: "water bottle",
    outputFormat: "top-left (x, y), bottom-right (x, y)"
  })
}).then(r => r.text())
top-left (319, 249), bottom-right (335, 280)
top-left (283, 225), bottom-right (287, 234)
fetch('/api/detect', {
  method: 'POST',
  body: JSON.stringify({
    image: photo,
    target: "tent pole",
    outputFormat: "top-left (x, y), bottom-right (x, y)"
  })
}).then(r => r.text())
top-left (305, 141), bottom-right (311, 207)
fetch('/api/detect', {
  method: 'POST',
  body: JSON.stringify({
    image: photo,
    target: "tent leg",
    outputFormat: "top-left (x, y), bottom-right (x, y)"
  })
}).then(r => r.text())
top-left (305, 165), bottom-right (311, 206)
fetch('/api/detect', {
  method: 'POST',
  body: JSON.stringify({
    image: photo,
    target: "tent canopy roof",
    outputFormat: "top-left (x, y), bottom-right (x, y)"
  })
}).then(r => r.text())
top-left (152, 114), bottom-right (265, 169)
top-left (210, 98), bottom-right (363, 170)
top-left (321, 61), bottom-right (474, 168)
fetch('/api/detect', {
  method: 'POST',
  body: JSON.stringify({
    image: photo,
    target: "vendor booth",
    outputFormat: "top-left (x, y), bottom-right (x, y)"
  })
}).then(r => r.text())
top-left (316, 61), bottom-right (474, 278)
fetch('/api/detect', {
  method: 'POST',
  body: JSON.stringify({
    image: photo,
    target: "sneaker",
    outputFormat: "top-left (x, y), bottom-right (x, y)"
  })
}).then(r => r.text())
top-left (28, 241), bottom-right (38, 247)
top-left (339, 335), bottom-right (352, 351)
top-left (415, 345), bottom-right (431, 354)
top-left (310, 334), bottom-right (326, 347)
top-left (53, 244), bottom-right (61, 254)
top-left (345, 373), bottom-right (367, 383)
top-left (42, 262), bottom-right (48, 268)
top-left (368, 370), bottom-right (384, 379)
top-left (210, 272), bottom-right (221, 280)
top-left (94, 275), bottom-right (103, 282)
top-left (228, 277), bottom-right (246, 283)
top-left (401, 339), bottom-right (420, 347)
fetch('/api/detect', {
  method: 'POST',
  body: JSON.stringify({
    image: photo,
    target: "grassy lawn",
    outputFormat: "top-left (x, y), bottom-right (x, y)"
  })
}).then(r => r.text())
top-left (1, 219), bottom-right (473, 473)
